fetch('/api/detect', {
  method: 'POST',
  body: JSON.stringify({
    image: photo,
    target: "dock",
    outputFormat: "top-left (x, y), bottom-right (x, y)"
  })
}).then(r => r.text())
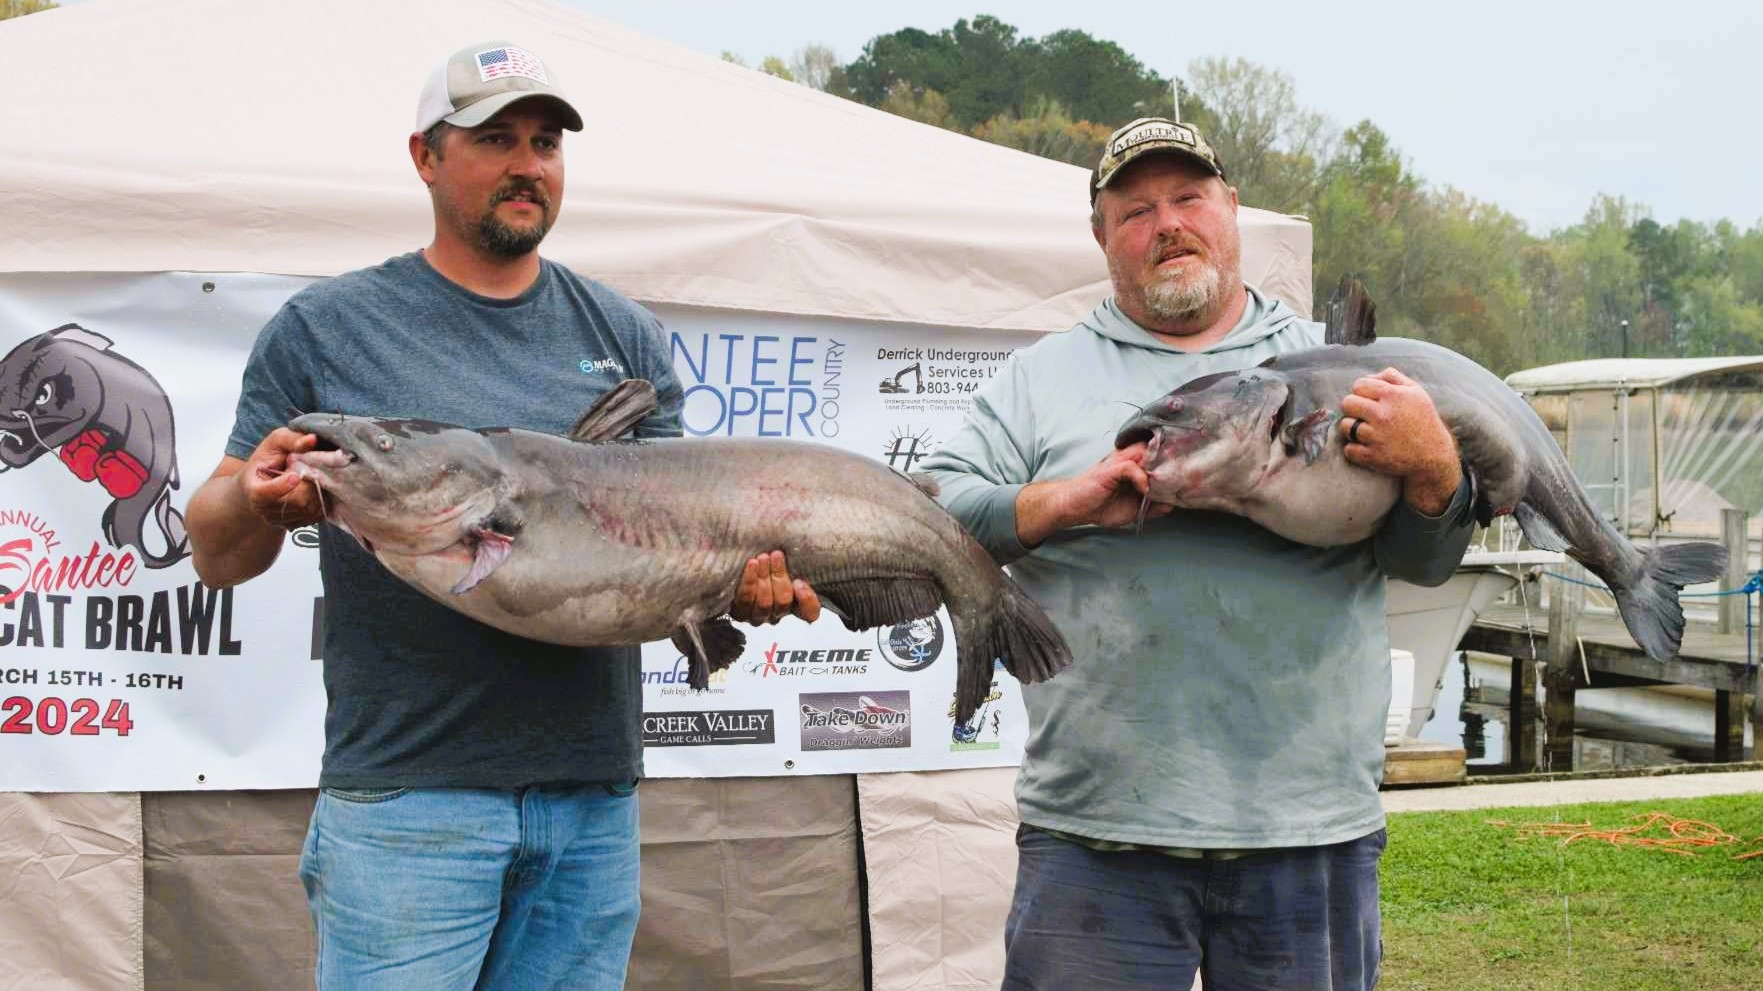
top-left (1461, 597), bottom-right (1760, 772)
top-left (1383, 738), bottom-right (1468, 787)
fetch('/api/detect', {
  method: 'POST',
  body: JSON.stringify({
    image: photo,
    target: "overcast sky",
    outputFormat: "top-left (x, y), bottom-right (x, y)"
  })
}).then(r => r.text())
top-left (568, 0), bottom-right (1762, 235)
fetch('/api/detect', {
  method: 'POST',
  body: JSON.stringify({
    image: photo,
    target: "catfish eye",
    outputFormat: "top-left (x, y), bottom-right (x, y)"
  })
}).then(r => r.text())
top-left (375, 434), bottom-right (394, 452)
top-left (33, 382), bottom-right (53, 407)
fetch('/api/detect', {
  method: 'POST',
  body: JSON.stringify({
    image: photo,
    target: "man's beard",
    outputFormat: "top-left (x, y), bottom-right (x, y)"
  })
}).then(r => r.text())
top-left (1111, 226), bottom-right (1242, 326)
top-left (440, 181), bottom-right (553, 258)
top-left (1140, 259), bottom-right (1222, 323)
top-left (477, 210), bottom-right (551, 257)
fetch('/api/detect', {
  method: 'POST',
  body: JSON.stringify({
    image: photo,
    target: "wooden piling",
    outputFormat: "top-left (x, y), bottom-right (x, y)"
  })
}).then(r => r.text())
top-left (1544, 560), bottom-right (1586, 772)
top-left (1719, 509), bottom-right (1749, 635)
top-left (1719, 509), bottom-right (1758, 761)
top-left (1716, 690), bottom-right (1746, 762)
top-left (1507, 654), bottom-right (1537, 772)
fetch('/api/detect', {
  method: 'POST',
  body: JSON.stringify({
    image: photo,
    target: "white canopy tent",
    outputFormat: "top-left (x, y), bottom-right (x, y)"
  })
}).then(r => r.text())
top-left (1, 0), bottom-right (1312, 329)
top-left (1, 2), bottom-right (1315, 989)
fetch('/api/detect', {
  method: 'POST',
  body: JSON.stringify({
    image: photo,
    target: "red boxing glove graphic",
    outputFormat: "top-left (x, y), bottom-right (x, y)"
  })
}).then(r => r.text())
top-left (96, 451), bottom-right (148, 499)
top-left (58, 429), bottom-right (107, 481)
top-left (57, 429), bottom-right (148, 498)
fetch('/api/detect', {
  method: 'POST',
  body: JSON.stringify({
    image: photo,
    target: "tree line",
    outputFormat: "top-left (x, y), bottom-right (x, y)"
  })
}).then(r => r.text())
top-left (0, 1), bottom-right (56, 20)
top-left (734, 17), bottom-right (1763, 375)
top-left (13, 0), bottom-right (1756, 376)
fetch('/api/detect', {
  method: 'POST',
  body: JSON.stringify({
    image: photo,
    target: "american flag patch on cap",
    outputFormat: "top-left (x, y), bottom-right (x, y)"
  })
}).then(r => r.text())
top-left (476, 46), bottom-right (548, 84)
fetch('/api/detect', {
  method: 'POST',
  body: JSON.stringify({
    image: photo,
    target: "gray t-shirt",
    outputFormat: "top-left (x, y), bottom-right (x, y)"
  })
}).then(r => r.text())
top-left (227, 252), bottom-right (683, 789)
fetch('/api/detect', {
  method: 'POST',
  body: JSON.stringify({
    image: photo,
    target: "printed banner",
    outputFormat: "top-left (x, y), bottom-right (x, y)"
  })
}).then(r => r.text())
top-left (0, 272), bottom-right (1042, 790)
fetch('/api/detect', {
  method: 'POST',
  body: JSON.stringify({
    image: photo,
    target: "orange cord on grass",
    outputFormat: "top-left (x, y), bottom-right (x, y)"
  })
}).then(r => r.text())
top-left (1487, 811), bottom-right (1763, 861)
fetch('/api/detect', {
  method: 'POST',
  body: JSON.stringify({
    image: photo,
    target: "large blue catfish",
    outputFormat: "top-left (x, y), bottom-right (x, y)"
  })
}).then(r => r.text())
top-left (1113, 279), bottom-right (1727, 662)
top-left (283, 381), bottom-right (1069, 724)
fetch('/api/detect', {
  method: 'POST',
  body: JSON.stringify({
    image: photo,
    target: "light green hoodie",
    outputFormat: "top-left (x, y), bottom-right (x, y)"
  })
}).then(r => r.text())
top-left (920, 288), bottom-right (1473, 849)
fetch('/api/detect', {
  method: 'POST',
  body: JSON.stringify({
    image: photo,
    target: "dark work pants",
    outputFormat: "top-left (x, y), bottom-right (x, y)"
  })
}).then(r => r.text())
top-left (1001, 824), bottom-right (1385, 991)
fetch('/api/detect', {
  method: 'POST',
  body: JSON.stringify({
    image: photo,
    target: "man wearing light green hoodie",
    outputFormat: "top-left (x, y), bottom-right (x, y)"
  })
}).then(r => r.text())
top-left (918, 119), bottom-right (1475, 990)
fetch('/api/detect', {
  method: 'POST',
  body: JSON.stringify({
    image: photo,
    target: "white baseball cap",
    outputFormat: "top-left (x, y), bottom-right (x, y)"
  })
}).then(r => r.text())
top-left (415, 41), bottom-right (584, 133)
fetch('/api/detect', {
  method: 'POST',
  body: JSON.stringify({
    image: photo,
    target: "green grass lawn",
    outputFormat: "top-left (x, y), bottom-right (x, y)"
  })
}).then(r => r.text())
top-left (1380, 793), bottom-right (1763, 990)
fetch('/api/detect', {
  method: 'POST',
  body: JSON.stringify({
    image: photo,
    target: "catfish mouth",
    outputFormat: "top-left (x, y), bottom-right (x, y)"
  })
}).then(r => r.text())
top-left (1115, 423), bottom-right (1156, 450)
top-left (2, 410), bottom-right (79, 450)
top-left (289, 434), bottom-right (358, 487)
top-left (291, 419), bottom-right (354, 458)
top-left (304, 434), bottom-right (358, 467)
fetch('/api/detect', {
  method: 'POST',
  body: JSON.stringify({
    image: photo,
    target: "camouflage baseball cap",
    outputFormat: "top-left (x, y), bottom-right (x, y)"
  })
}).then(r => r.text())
top-left (1090, 117), bottom-right (1225, 202)
top-left (415, 41), bottom-right (584, 133)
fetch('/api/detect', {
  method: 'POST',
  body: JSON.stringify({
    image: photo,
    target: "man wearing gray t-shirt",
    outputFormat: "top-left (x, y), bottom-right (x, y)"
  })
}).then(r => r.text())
top-left (185, 41), bottom-right (815, 991)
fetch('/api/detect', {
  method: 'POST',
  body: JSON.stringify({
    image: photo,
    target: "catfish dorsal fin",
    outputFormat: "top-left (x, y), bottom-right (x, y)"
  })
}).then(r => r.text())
top-left (1323, 275), bottom-right (1377, 347)
top-left (570, 379), bottom-right (660, 441)
top-left (49, 323), bottom-right (114, 351)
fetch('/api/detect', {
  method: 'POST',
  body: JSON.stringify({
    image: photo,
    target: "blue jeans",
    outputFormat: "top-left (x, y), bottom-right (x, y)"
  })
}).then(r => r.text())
top-left (298, 782), bottom-right (641, 991)
top-left (1003, 825), bottom-right (1385, 991)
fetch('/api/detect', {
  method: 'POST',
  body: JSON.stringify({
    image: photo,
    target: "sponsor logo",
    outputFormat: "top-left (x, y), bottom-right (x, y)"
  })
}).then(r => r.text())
top-left (642, 654), bottom-right (729, 696)
top-left (745, 641), bottom-right (872, 678)
top-left (882, 425), bottom-right (935, 472)
top-left (879, 362), bottom-right (924, 395)
top-left (876, 615), bottom-right (945, 672)
top-left (949, 675), bottom-right (1005, 752)
top-left (875, 345), bottom-right (1014, 413)
top-left (578, 356), bottom-right (626, 376)
top-left (799, 691), bottom-right (912, 751)
top-left (671, 331), bottom-right (841, 438)
top-left (642, 709), bottom-right (776, 747)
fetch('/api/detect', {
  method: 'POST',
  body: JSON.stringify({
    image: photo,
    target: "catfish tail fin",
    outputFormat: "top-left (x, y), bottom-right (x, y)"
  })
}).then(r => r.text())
top-left (1609, 540), bottom-right (1728, 661)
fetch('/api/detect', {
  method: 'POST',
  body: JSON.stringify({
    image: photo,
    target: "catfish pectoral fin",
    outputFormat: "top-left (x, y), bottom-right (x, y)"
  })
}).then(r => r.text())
top-left (1281, 408), bottom-right (1337, 465)
top-left (671, 618), bottom-right (747, 690)
top-left (450, 529), bottom-right (515, 594)
top-left (813, 577), bottom-right (944, 633)
top-left (1513, 502), bottom-right (1571, 553)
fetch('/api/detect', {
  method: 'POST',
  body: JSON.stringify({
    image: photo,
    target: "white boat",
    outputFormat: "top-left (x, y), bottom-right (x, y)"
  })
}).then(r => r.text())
top-left (1385, 548), bottom-right (1563, 740)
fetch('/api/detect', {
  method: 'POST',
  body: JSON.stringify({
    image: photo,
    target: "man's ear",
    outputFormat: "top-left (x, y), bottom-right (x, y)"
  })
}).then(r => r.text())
top-left (409, 131), bottom-right (437, 187)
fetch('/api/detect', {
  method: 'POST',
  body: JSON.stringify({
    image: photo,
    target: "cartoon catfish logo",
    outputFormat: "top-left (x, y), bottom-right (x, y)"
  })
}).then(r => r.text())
top-left (0, 324), bottom-right (189, 568)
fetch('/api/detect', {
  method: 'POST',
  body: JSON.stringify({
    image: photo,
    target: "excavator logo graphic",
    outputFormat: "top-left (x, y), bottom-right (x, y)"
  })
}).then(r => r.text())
top-left (878, 362), bottom-right (924, 394)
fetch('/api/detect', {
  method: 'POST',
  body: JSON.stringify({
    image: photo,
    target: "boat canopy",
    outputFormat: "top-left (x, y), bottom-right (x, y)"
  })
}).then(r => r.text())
top-left (1506, 356), bottom-right (1763, 394)
top-left (1502, 356), bottom-right (1763, 541)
